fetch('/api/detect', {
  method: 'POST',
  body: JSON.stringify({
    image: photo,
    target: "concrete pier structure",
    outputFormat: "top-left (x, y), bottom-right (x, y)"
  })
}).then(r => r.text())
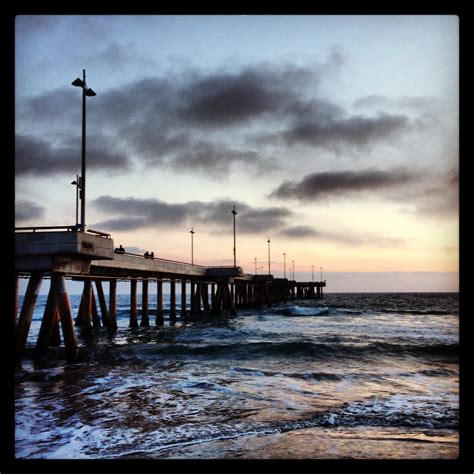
top-left (15, 228), bottom-right (326, 361)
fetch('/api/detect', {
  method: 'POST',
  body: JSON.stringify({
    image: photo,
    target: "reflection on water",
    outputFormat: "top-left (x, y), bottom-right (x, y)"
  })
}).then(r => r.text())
top-left (15, 293), bottom-right (459, 459)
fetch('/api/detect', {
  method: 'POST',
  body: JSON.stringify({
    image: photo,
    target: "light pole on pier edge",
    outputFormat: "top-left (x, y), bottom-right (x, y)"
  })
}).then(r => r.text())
top-left (283, 252), bottom-right (286, 279)
top-left (292, 260), bottom-right (295, 280)
top-left (232, 205), bottom-right (237, 268)
top-left (190, 227), bottom-right (195, 265)
top-left (254, 257), bottom-right (257, 274)
top-left (267, 238), bottom-right (271, 275)
top-left (320, 266), bottom-right (323, 281)
top-left (72, 69), bottom-right (96, 231)
top-left (312, 265), bottom-right (314, 282)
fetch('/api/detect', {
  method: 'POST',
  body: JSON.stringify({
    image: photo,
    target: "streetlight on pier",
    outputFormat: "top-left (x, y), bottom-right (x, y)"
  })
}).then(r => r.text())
top-left (267, 238), bottom-right (271, 275)
top-left (71, 69), bottom-right (96, 231)
top-left (292, 260), bottom-right (295, 280)
top-left (311, 265), bottom-right (314, 282)
top-left (320, 266), bottom-right (323, 281)
top-left (190, 227), bottom-right (195, 265)
top-left (232, 205), bottom-right (237, 268)
top-left (283, 252), bottom-right (286, 279)
top-left (254, 257), bottom-right (257, 274)
top-left (70, 175), bottom-right (80, 227)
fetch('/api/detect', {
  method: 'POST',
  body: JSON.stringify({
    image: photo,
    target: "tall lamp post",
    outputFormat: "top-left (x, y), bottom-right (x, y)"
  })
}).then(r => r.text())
top-left (267, 238), bottom-right (271, 275)
top-left (283, 252), bottom-right (286, 279)
top-left (190, 227), bottom-right (195, 265)
top-left (320, 266), bottom-right (323, 281)
top-left (72, 69), bottom-right (96, 231)
top-left (254, 257), bottom-right (257, 274)
top-left (292, 260), bottom-right (295, 280)
top-left (311, 265), bottom-right (314, 282)
top-left (232, 205), bottom-right (237, 268)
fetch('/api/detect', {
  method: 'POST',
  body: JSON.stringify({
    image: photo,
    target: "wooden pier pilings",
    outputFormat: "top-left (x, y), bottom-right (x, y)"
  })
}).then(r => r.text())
top-left (14, 229), bottom-right (326, 361)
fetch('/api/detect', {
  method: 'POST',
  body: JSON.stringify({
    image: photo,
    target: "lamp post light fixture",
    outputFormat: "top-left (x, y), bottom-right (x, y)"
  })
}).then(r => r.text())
top-left (190, 227), bottom-right (195, 265)
top-left (72, 69), bottom-right (96, 231)
top-left (292, 260), bottom-right (295, 280)
top-left (267, 238), bottom-right (271, 275)
top-left (283, 252), bottom-right (286, 279)
top-left (254, 257), bottom-right (257, 274)
top-left (311, 265), bottom-right (314, 282)
top-left (320, 266), bottom-right (323, 281)
top-left (232, 205), bottom-right (237, 268)
top-left (70, 175), bottom-right (80, 227)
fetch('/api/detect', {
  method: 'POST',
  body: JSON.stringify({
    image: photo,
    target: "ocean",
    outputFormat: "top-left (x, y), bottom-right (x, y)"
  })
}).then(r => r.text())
top-left (15, 291), bottom-right (459, 459)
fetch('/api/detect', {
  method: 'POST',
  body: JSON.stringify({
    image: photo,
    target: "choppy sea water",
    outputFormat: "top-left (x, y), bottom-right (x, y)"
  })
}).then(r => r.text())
top-left (15, 292), bottom-right (459, 459)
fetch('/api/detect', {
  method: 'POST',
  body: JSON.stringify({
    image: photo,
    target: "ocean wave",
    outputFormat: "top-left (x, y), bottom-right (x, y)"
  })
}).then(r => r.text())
top-left (283, 306), bottom-right (330, 316)
top-left (104, 394), bottom-right (458, 458)
top-left (120, 339), bottom-right (459, 361)
top-left (231, 366), bottom-right (342, 381)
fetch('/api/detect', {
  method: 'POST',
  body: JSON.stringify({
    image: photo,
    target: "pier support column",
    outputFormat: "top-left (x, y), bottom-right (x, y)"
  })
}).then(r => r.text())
top-left (15, 271), bottom-right (44, 357)
top-left (224, 283), bottom-right (237, 316)
top-left (181, 280), bottom-right (187, 318)
top-left (211, 283), bottom-right (223, 315)
top-left (190, 282), bottom-right (196, 316)
top-left (50, 310), bottom-right (61, 347)
top-left (81, 280), bottom-right (93, 335)
top-left (194, 283), bottom-right (202, 314)
top-left (95, 280), bottom-right (109, 327)
top-left (156, 280), bottom-right (164, 326)
top-left (264, 283), bottom-right (272, 308)
top-left (91, 286), bottom-right (101, 328)
top-left (202, 283), bottom-right (210, 311)
top-left (140, 279), bottom-right (149, 327)
top-left (35, 285), bottom-right (58, 357)
top-left (169, 279), bottom-right (176, 321)
top-left (129, 279), bottom-right (138, 328)
top-left (108, 279), bottom-right (118, 329)
top-left (53, 273), bottom-right (79, 362)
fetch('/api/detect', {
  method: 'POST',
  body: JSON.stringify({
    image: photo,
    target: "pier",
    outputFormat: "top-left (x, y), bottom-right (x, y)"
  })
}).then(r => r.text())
top-left (15, 226), bottom-right (326, 361)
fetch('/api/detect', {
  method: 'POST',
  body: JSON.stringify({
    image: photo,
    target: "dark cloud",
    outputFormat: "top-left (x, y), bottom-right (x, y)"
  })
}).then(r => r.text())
top-left (270, 169), bottom-right (415, 201)
top-left (15, 199), bottom-right (45, 222)
top-left (177, 65), bottom-right (310, 127)
top-left (172, 143), bottom-right (262, 176)
top-left (278, 225), bottom-right (405, 248)
top-left (91, 196), bottom-right (292, 234)
top-left (281, 112), bottom-right (409, 148)
top-left (279, 225), bottom-right (318, 238)
top-left (352, 94), bottom-right (438, 112)
top-left (16, 57), bottom-right (421, 178)
top-left (389, 168), bottom-right (458, 219)
top-left (15, 133), bottom-right (131, 176)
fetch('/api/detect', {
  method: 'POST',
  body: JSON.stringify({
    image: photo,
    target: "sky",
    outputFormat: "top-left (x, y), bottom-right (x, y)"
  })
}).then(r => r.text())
top-left (15, 15), bottom-right (459, 292)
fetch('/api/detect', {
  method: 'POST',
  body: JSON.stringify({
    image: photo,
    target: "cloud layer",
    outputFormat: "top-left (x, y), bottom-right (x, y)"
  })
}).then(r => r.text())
top-left (91, 194), bottom-right (405, 248)
top-left (16, 59), bottom-right (419, 178)
top-left (92, 195), bottom-right (291, 234)
top-left (15, 199), bottom-right (45, 222)
top-left (270, 168), bottom-right (416, 201)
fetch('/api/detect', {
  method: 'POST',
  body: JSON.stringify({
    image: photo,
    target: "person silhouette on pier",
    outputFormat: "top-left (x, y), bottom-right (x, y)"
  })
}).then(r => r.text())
top-left (150, 251), bottom-right (154, 259)
top-left (144, 251), bottom-right (150, 259)
top-left (115, 245), bottom-right (125, 254)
